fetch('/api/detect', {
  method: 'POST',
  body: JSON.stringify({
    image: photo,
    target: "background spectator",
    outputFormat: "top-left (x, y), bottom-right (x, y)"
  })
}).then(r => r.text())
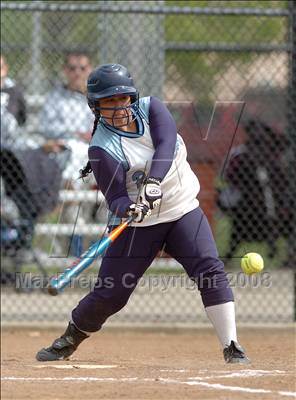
top-left (39, 52), bottom-right (96, 255)
top-left (1, 54), bottom-right (26, 126)
top-left (39, 52), bottom-right (94, 184)
top-left (217, 119), bottom-right (289, 262)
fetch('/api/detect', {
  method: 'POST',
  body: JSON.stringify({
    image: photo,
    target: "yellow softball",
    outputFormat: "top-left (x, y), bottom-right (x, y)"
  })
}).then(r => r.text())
top-left (241, 252), bottom-right (264, 275)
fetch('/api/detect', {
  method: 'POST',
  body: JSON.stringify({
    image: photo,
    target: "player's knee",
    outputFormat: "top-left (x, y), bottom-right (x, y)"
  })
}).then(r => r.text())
top-left (190, 258), bottom-right (226, 288)
top-left (194, 261), bottom-right (234, 307)
top-left (72, 293), bottom-right (129, 332)
top-left (102, 294), bottom-right (129, 313)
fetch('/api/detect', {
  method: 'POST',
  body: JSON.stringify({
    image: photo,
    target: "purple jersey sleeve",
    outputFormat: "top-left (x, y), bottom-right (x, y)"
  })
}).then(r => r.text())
top-left (88, 146), bottom-right (133, 217)
top-left (148, 96), bottom-right (177, 181)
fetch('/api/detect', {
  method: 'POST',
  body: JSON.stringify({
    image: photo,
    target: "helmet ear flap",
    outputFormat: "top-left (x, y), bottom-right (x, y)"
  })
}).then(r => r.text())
top-left (130, 93), bottom-right (139, 113)
top-left (87, 99), bottom-right (101, 118)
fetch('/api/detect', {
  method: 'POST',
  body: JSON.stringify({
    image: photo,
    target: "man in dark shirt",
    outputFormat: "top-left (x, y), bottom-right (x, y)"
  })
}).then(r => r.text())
top-left (1, 55), bottom-right (26, 126)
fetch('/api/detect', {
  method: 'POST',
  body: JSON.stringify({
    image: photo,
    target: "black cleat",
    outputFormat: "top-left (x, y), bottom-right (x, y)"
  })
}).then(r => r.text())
top-left (223, 340), bottom-right (250, 364)
top-left (36, 322), bottom-right (88, 362)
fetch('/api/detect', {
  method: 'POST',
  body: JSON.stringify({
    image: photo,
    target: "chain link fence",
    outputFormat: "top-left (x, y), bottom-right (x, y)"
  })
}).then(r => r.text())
top-left (1, 1), bottom-right (295, 326)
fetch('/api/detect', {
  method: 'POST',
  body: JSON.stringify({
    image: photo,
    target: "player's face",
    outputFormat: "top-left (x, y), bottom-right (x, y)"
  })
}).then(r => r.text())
top-left (99, 95), bottom-right (133, 128)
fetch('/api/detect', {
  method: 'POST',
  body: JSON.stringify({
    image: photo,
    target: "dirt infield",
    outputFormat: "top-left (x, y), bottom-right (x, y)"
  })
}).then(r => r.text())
top-left (1, 327), bottom-right (295, 400)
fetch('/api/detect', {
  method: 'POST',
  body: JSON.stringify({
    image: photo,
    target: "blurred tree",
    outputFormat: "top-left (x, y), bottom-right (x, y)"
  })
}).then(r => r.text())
top-left (165, 0), bottom-right (288, 103)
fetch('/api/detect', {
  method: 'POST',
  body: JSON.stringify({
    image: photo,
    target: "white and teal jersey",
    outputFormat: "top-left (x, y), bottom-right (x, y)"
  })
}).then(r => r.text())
top-left (90, 96), bottom-right (200, 227)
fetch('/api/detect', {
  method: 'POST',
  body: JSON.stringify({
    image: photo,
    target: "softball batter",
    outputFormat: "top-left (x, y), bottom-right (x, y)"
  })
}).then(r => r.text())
top-left (36, 64), bottom-right (249, 364)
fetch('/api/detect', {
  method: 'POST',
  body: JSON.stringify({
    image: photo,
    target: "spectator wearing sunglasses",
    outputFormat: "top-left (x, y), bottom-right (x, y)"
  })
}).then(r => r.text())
top-left (39, 52), bottom-right (94, 184)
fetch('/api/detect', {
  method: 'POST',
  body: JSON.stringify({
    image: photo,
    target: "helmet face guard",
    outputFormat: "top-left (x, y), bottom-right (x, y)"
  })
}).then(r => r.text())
top-left (93, 97), bottom-right (139, 128)
top-left (88, 91), bottom-right (139, 128)
top-left (87, 64), bottom-right (139, 128)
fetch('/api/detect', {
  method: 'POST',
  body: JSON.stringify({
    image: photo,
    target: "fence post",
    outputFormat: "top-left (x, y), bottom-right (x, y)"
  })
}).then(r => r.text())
top-left (287, 1), bottom-right (296, 320)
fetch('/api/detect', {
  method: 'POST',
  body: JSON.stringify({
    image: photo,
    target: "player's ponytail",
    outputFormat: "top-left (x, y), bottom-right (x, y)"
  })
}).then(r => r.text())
top-left (79, 117), bottom-right (99, 179)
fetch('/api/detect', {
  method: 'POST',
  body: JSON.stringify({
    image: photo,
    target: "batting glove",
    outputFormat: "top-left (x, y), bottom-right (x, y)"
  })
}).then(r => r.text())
top-left (127, 203), bottom-right (151, 223)
top-left (140, 177), bottom-right (163, 210)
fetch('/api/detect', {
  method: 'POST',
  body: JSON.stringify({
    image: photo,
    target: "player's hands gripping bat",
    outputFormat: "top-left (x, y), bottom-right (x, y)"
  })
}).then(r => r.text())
top-left (140, 177), bottom-right (163, 210)
top-left (127, 202), bottom-right (151, 222)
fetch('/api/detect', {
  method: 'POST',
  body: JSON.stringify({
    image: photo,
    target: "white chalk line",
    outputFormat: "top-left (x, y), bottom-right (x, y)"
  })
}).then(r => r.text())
top-left (160, 378), bottom-right (296, 397)
top-left (2, 374), bottom-right (296, 398)
top-left (279, 392), bottom-right (296, 398)
top-left (30, 364), bottom-right (118, 369)
top-left (160, 377), bottom-right (271, 393)
top-left (188, 369), bottom-right (288, 380)
top-left (2, 377), bottom-right (138, 382)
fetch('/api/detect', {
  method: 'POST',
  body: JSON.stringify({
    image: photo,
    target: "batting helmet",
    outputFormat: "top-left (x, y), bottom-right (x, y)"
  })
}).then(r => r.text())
top-left (87, 63), bottom-right (139, 123)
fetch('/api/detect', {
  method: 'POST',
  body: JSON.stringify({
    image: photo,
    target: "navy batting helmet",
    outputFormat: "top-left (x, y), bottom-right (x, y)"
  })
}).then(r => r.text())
top-left (87, 63), bottom-right (139, 124)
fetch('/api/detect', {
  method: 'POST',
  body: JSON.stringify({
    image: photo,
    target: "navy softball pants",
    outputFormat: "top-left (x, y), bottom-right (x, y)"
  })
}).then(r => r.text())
top-left (72, 207), bottom-right (233, 332)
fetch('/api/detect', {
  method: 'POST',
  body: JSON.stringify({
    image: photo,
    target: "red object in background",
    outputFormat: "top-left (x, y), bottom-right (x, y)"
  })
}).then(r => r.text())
top-left (191, 162), bottom-right (216, 227)
top-left (171, 102), bottom-right (246, 230)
